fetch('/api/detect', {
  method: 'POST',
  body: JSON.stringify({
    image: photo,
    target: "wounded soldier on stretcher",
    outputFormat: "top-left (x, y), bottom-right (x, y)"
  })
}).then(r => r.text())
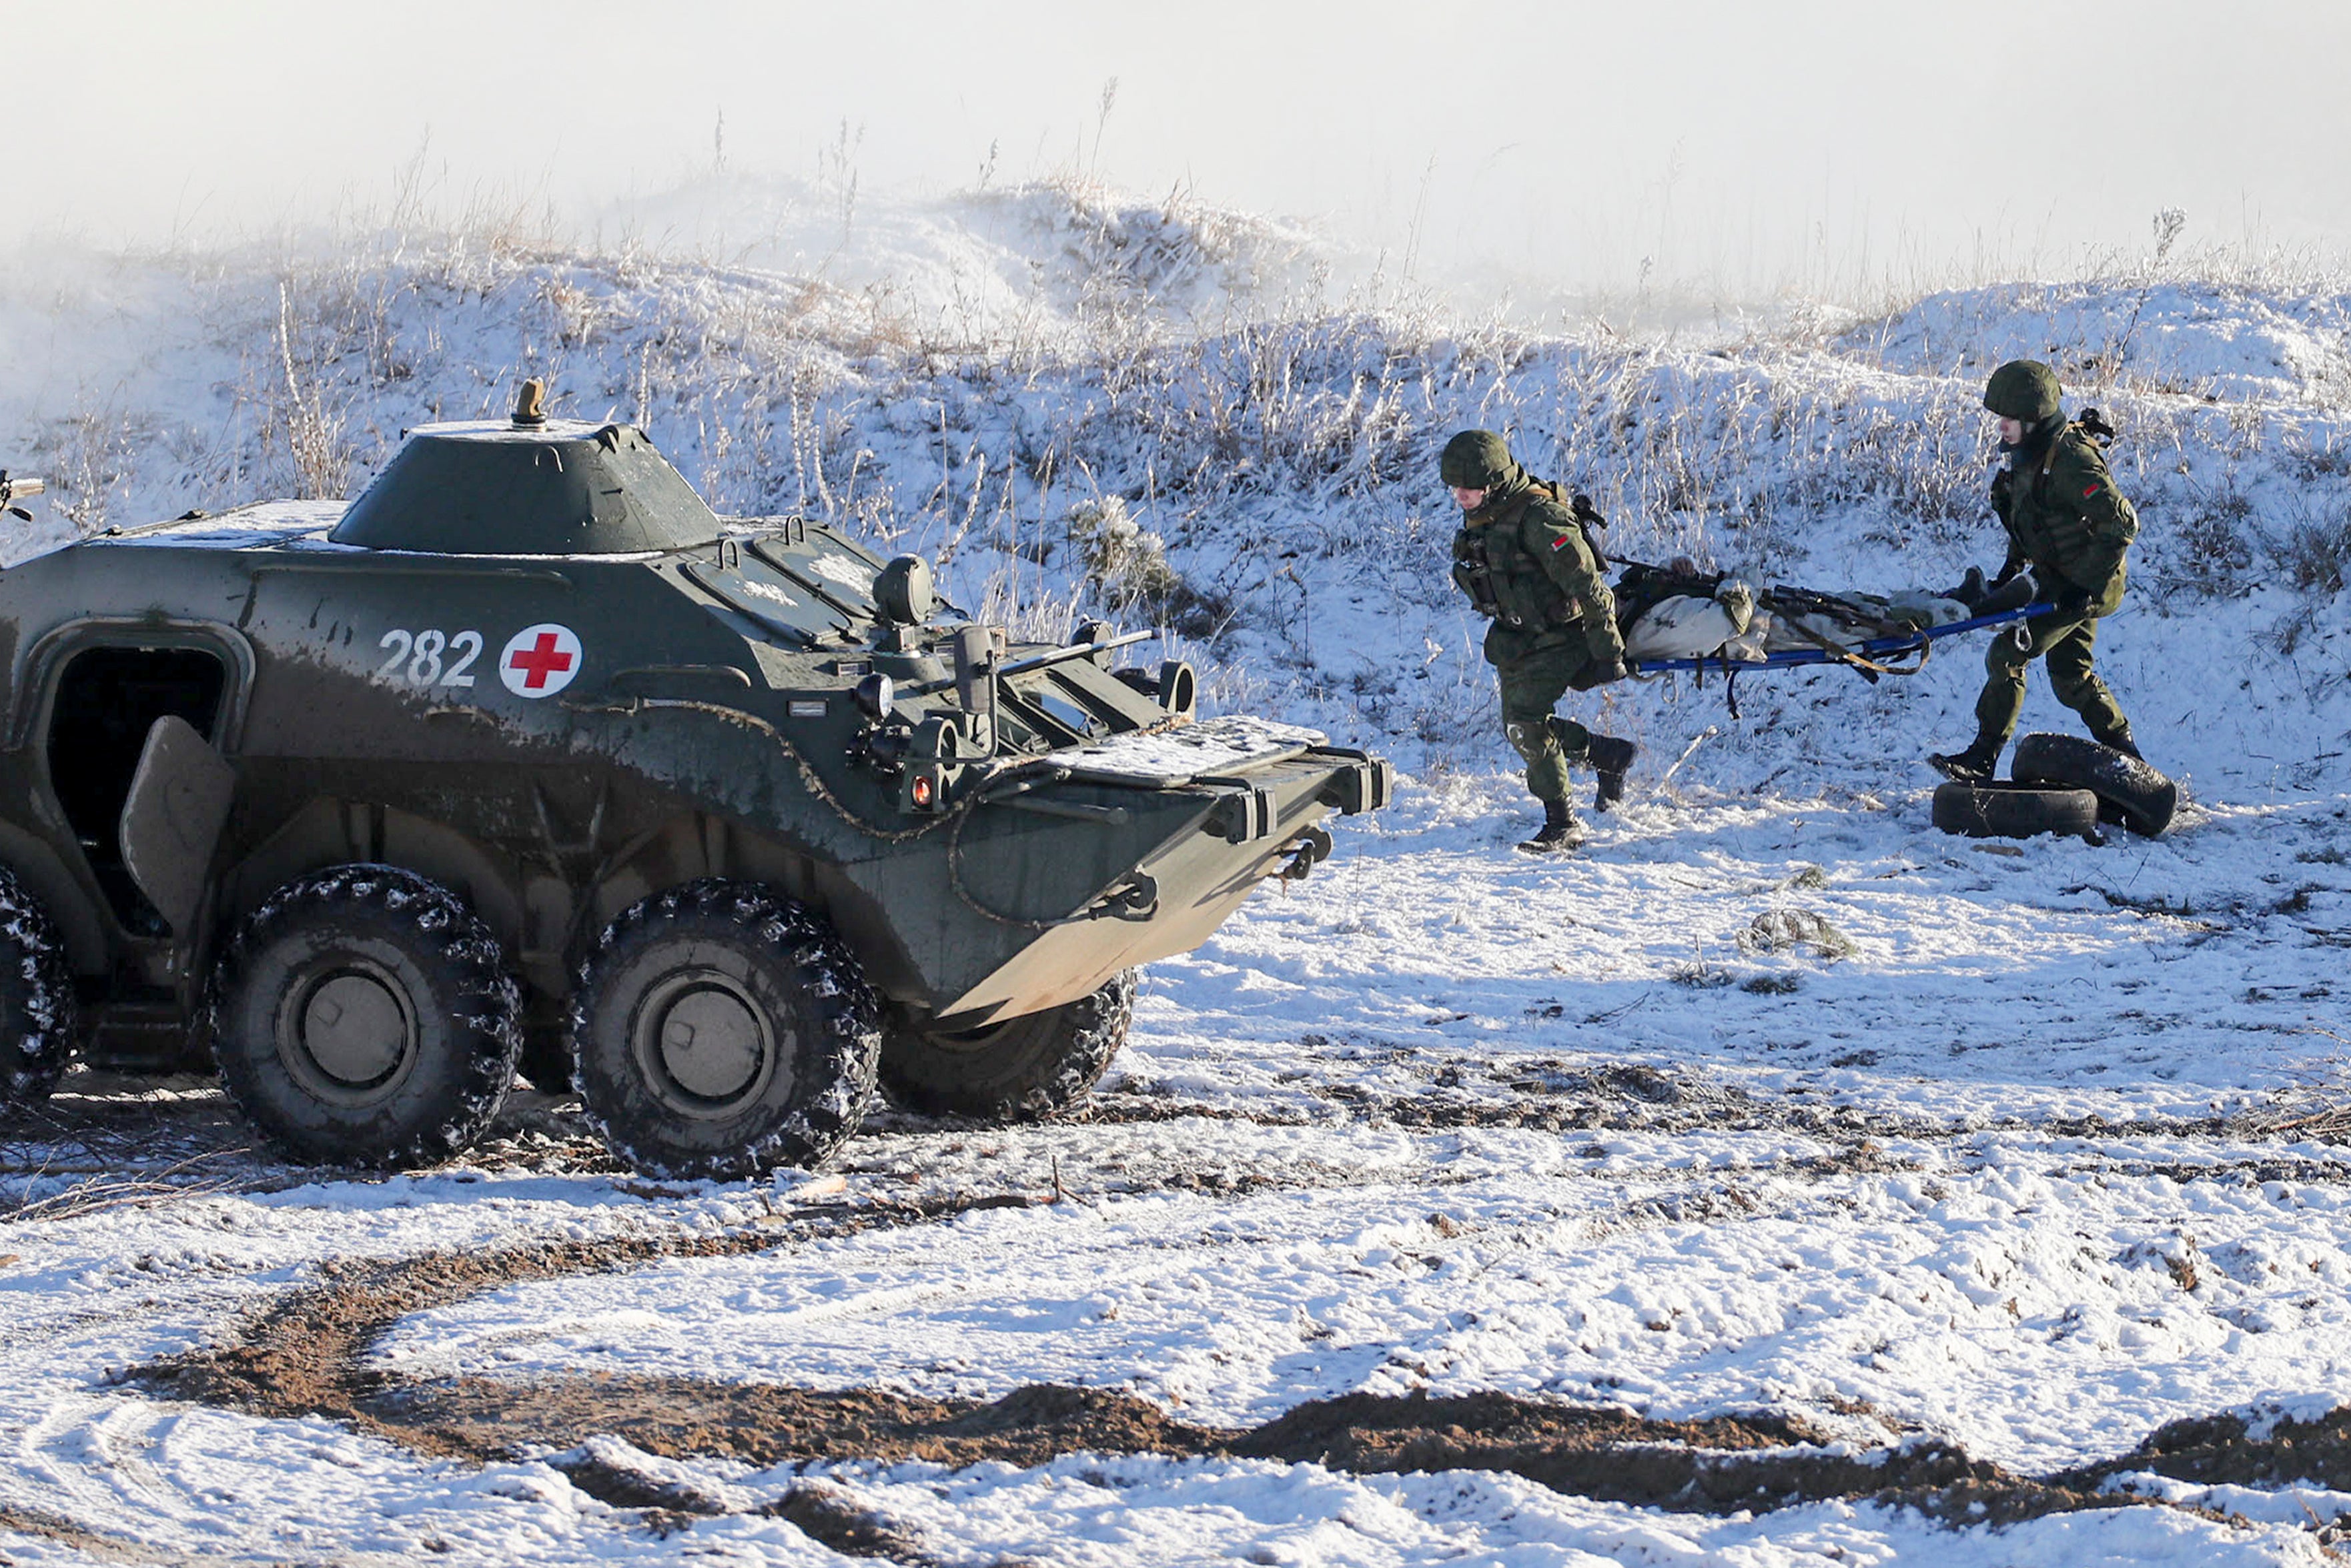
top-left (1613, 559), bottom-right (2038, 665)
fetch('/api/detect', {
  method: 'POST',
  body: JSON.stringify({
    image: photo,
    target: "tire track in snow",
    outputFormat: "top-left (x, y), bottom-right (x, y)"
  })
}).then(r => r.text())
top-left (96, 1206), bottom-right (2351, 1539)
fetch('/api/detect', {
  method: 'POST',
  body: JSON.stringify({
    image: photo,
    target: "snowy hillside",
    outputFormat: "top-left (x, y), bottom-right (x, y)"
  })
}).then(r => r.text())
top-left (3, 186), bottom-right (2351, 1565)
top-left (5, 182), bottom-right (2346, 799)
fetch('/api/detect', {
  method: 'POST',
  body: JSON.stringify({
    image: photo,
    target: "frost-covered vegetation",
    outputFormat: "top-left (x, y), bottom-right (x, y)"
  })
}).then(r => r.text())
top-left (8, 179), bottom-right (2347, 778)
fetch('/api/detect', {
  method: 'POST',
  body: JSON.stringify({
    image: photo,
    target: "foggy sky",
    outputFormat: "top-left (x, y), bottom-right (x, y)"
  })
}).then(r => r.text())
top-left (9, 0), bottom-right (2348, 299)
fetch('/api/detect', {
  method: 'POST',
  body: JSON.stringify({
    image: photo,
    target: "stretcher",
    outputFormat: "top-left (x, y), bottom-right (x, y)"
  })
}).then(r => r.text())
top-left (1627, 602), bottom-right (2057, 715)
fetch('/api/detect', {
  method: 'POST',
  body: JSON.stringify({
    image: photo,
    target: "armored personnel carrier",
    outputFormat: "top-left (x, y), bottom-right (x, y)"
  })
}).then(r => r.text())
top-left (0, 389), bottom-right (1390, 1178)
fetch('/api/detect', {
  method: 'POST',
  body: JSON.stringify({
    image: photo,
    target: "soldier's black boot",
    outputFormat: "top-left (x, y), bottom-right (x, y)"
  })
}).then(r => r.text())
top-left (1976, 572), bottom-right (2037, 616)
top-left (1928, 741), bottom-right (1999, 783)
top-left (1588, 734), bottom-right (1638, 812)
top-left (1517, 798), bottom-right (1585, 854)
top-left (2094, 725), bottom-right (2142, 761)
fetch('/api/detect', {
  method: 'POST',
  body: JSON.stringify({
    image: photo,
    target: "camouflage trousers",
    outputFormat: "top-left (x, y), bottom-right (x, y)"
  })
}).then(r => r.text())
top-left (1490, 634), bottom-right (1600, 804)
top-left (1973, 606), bottom-right (2133, 751)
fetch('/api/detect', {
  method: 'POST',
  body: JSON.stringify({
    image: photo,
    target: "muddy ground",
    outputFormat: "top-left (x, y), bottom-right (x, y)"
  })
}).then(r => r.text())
top-left (111, 1206), bottom-right (2155, 1535)
top-left (11, 1072), bottom-right (2346, 1555)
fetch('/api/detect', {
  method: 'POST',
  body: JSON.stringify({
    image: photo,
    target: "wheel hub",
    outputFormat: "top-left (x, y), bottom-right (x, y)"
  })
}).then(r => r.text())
top-left (632, 969), bottom-right (780, 1114)
top-left (279, 960), bottom-right (420, 1105)
top-left (658, 985), bottom-right (765, 1098)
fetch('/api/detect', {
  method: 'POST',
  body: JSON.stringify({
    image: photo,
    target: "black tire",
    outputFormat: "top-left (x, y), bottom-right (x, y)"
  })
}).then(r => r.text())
top-left (0, 866), bottom-right (77, 1108)
top-left (570, 880), bottom-right (880, 1181)
top-left (1931, 780), bottom-right (2101, 840)
top-left (2011, 732), bottom-right (2179, 838)
top-left (208, 865), bottom-right (521, 1167)
top-left (882, 970), bottom-right (1136, 1122)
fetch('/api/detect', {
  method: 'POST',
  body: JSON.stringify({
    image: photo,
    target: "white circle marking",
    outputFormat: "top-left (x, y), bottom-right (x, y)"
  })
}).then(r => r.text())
top-left (499, 622), bottom-right (583, 698)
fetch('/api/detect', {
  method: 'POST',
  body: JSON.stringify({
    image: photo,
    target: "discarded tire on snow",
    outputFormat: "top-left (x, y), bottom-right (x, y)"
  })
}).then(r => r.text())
top-left (2011, 732), bottom-right (2178, 838)
top-left (570, 879), bottom-right (881, 1181)
top-left (0, 865), bottom-right (76, 1107)
top-left (208, 865), bottom-right (522, 1167)
top-left (883, 969), bottom-right (1136, 1122)
top-left (1931, 780), bottom-right (2101, 840)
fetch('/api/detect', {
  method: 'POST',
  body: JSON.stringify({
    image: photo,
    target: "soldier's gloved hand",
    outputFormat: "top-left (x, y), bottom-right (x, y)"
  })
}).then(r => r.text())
top-left (2051, 585), bottom-right (2093, 619)
top-left (1591, 656), bottom-right (1629, 685)
top-left (1989, 560), bottom-right (2021, 589)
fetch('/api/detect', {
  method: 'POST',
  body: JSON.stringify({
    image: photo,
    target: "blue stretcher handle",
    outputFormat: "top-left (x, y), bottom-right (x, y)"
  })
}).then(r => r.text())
top-left (1627, 601), bottom-right (2055, 677)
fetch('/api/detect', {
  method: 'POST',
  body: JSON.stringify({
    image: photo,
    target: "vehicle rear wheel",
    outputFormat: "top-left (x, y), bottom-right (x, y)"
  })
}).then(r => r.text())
top-left (882, 970), bottom-right (1136, 1122)
top-left (1931, 780), bottom-right (2101, 840)
top-left (570, 880), bottom-right (880, 1180)
top-left (0, 866), bottom-right (77, 1108)
top-left (2011, 732), bottom-right (2179, 838)
top-left (209, 865), bottom-right (521, 1166)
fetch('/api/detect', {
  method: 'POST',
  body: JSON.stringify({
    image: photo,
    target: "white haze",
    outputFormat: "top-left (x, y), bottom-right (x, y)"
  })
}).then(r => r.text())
top-left (9, 0), bottom-right (2351, 309)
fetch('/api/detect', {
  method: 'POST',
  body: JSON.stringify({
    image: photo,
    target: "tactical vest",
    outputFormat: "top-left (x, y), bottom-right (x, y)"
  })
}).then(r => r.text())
top-left (1454, 484), bottom-right (1586, 630)
top-left (1998, 423), bottom-right (2134, 606)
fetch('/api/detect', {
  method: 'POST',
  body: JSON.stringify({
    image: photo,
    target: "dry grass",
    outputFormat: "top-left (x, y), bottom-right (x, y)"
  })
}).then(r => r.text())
top-left (13, 183), bottom-right (2346, 724)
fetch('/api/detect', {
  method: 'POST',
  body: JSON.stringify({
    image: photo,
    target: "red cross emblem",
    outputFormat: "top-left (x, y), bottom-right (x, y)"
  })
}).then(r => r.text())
top-left (499, 623), bottom-right (582, 698)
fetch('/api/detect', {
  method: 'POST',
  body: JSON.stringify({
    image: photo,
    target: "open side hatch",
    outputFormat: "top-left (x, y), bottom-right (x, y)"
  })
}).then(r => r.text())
top-left (47, 645), bottom-right (229, 934)
top-left (119, 714), bottom-right (237, 936)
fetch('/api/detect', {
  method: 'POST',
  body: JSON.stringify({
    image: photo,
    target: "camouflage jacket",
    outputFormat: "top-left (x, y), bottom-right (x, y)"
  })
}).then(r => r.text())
top-left (1450, 474), bottom-right (1623, 666)
top-left (1993, 424), bottom-right (2138, 616)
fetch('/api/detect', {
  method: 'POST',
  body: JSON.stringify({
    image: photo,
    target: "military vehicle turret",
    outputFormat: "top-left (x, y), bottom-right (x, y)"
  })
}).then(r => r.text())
top-left (0, 388), bottom-right (1390, 1178)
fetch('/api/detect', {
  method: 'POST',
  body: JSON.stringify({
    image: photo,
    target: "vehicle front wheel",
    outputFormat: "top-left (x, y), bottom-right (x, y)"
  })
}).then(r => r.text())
top-left (209, 865), bottom-right (522, 1166)
top-left (570, 880), bottom-right (880, 1181)
top-left (882, 970), bottom-right (1136, 1122)
top-left (0, 866), bottom-right (77, 1108)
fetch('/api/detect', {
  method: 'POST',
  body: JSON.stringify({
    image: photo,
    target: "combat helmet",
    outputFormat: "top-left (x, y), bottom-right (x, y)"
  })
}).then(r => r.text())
top-left (1983, 360), bottom-right (2062, 422)
top-left (1440, 429), bottom-right (1515, 491)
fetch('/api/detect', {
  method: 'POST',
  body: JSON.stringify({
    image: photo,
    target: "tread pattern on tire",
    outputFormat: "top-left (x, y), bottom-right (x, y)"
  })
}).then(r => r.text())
top-left (571, 878), bottom-right (881, 1182)
top-left (2011, 732), bottom-right (2179, 837)
top-left (883, 970), bottom-right (1137, 1123)
top-left (1931, 780), bottom-right (2101, 840)
top-left (0, 865), bottom-right (77, 1107)
top-left (207, 864), bottom-right (521, 1168)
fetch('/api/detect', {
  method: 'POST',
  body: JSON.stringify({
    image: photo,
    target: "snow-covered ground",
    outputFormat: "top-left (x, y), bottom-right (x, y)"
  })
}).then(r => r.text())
top-left (3, 187), bottom-right (2350, 1563)
top-left (7, 780), bottom-right (2348, 1564)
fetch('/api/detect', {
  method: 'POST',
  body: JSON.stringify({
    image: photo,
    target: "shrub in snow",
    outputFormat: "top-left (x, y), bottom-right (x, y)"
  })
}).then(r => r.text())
top-left (1061, 496), bottom-right (1217, 632)
top-left (1739, 908), bottom-right (1857, 961)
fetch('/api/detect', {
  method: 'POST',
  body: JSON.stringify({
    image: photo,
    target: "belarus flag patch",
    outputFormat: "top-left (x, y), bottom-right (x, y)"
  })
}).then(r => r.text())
top-left (2081, 483), bottom-right (2102, 500)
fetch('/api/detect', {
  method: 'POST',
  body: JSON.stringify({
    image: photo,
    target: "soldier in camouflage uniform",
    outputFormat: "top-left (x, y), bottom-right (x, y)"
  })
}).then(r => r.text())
top-left (1930, 360), bottom-right (2142, 782)
top-left (1442, 430), bottom-right (1637, 852)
